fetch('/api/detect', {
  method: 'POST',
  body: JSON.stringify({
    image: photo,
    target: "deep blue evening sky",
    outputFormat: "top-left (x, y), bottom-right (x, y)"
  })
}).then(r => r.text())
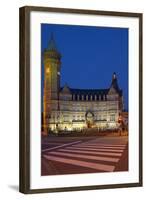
top-left (41, 24), bottom-right (128, 110)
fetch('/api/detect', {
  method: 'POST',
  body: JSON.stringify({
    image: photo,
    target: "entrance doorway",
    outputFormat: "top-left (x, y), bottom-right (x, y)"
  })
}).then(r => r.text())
top-left (85, 111), bottom-right (94, 128)
top-left (87, 121), bottom-right (92, 128)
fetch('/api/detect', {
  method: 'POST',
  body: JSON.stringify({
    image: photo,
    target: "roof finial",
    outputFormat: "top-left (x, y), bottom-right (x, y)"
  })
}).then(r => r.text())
top-left (113, 72), bottom-right (117, 80)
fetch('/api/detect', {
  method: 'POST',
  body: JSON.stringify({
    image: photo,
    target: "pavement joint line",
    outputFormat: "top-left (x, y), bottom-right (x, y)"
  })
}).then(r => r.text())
top-left (42, 140), bottom-right (82, 153)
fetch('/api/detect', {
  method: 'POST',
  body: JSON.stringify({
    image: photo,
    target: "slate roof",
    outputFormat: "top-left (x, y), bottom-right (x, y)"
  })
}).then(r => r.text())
top-left (60, 87), bottom-right (122, 95)
top-left (70, 88), bottom-right (109, 95)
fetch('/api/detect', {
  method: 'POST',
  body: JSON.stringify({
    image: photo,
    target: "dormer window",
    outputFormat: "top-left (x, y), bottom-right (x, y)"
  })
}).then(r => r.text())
top-left (82, 95), bottom-right (84, 101)
top-left (95, 95), bottom-right (97, 101)
top-left (99, 95), bottom-right (101, 101)
top-left (77, 94), bottom-right (80, 101)
top-left (86, 95), bottom-right (88, 101)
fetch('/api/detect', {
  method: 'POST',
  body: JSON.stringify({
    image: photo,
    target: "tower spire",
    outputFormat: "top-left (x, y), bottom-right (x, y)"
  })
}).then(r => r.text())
top-left (111, 72), bottom-right (119, 91)
top-left (48, 32), bottom-right (57, 51)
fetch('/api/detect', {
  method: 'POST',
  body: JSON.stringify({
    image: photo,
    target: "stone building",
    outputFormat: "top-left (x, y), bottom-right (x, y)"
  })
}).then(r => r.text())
top-left (42, 34), bottom-right (124, 134)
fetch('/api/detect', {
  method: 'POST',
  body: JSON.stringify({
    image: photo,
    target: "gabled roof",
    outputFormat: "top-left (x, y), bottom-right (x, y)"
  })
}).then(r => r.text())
top-left (60, 84), bottom-right (71, 94)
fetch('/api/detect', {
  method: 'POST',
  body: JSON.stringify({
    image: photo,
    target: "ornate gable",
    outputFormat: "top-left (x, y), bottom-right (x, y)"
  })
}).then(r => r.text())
top-left (108, 86), bottom-right (117, 95)
top-left (61, 85), bottom-right (71, 94)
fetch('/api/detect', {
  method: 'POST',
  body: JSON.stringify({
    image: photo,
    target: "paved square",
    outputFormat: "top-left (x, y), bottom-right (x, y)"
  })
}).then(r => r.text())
top-left (41, 135), bottom-right (128, 175)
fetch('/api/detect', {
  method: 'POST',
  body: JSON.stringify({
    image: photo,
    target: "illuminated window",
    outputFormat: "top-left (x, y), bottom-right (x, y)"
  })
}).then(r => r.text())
top-left (82, 116), bottom-right (85, 120)
top-left (64, 115), bottom-right (69, 122)
top-left (110, 115), bottom-right (115, 121)
top-left (103, 115), bottom-right (107, 120)
top-left (98, 115), bottom-right (101, 120)
top-left (73, 115), bottom-right (76, 120)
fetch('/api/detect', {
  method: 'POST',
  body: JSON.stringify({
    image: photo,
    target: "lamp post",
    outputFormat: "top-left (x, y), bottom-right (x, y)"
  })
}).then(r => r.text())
top-left (118, 114), bottom-right (123, 136)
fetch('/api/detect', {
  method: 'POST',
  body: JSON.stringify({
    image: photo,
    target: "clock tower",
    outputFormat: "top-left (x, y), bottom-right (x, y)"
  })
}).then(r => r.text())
top-left (43, 34), bottom-right (61, 135)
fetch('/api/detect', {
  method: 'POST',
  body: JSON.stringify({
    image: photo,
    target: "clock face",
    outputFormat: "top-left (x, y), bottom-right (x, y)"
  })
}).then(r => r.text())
top-left (46, 68), bottom-right (50, 74)
top-left (57, 71), bottom-right (60, 76)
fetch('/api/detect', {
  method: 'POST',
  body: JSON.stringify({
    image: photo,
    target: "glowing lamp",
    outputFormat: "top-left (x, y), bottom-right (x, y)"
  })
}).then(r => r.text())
top-left (46, 68), bottom-right (50, 74)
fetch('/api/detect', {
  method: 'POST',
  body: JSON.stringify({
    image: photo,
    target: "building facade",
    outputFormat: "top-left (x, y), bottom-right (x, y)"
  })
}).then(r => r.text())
top-left (42, 35), bottom-right (124, 134)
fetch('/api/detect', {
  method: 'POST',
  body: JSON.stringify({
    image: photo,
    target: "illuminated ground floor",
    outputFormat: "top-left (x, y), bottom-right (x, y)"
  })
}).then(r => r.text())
top-left (46, 109), bottom-right (121, 133)
top-left (48, 121), bottom-right (119, 132)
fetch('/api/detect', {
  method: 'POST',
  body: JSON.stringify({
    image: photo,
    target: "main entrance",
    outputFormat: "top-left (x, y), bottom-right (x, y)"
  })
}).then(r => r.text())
top-left (85, 111), bottom-right (94, 128)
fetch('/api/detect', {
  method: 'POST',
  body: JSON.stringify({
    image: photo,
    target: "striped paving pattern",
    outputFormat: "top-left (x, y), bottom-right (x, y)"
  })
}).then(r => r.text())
top-left (43, 140), bottom-right (127, 172)
top-left (66, 146), bottom-right (124, 152)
